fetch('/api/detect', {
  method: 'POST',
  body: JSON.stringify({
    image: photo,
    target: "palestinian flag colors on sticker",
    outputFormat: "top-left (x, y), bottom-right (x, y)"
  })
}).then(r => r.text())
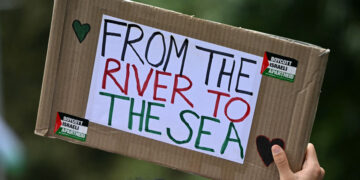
top-left (261, 52), bottom-right (298, 82)
top-left (54, 112), bottom-right (89, 142)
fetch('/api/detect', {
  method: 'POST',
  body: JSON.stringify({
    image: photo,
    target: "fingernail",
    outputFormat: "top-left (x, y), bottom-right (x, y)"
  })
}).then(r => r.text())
top-left (272, 145), bottom-right (282, 155)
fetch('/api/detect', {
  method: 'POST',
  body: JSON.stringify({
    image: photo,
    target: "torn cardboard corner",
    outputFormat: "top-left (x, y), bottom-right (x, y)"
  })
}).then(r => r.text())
top-left (35, 0), bottom-right (330, 179)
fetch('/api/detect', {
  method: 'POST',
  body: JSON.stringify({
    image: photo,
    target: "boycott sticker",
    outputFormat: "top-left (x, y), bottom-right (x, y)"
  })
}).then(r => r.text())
top-left (54, 112), bottom-right (89, 141)
top-left (261, 52), bottom-right (298, 82)
top-left (85, 15), bottom-right (264, 163)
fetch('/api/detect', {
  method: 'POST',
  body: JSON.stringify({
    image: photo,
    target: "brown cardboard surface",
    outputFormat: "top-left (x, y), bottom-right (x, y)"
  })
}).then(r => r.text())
top-left (35, 0), bottom-right (329, 179)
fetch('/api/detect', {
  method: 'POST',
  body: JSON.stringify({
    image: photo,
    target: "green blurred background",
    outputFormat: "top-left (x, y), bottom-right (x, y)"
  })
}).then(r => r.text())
top-left (0, 0), bottom-right (359, 179)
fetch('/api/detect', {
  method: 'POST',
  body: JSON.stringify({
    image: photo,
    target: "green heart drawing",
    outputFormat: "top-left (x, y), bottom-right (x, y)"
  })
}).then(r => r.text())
top-left (72, 20), bottom-right (91, 43)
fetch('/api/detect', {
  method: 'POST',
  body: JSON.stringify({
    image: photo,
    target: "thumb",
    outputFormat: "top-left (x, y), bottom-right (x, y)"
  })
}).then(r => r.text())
top-left (272, 145), bottom-right (293, 179)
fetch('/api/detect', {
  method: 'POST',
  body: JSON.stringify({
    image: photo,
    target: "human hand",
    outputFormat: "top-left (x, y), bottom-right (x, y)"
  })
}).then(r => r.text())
top-left (271, 143), bottom-right (325, 180)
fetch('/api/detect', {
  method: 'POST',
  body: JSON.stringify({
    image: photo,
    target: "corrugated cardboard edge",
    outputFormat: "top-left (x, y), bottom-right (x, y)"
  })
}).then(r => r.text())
top-left (285, 48), bottom-right (330, 171)
top-left (35, 0), bottom-right (69, 137)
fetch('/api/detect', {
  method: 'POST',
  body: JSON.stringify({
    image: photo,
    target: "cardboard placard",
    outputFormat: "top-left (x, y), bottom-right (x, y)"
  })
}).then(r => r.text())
top-left (35, 0), bottom-right (329, 179)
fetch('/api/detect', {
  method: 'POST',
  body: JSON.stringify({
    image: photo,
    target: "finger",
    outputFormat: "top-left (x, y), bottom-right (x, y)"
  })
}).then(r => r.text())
top-left (303, 143), bottom-right (320, 167)
top-left (272, 145), bottom-right (293, 178)
top-left (320, 167), bottom-right (325, 176)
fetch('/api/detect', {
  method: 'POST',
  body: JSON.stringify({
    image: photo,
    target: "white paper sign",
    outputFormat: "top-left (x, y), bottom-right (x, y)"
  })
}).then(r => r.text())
top-left (85, 15), bottom-right (263, 164)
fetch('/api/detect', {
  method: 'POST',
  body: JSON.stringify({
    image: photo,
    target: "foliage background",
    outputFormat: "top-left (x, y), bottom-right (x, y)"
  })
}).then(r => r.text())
top-left (0, 0), bottom-right (359, 179)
